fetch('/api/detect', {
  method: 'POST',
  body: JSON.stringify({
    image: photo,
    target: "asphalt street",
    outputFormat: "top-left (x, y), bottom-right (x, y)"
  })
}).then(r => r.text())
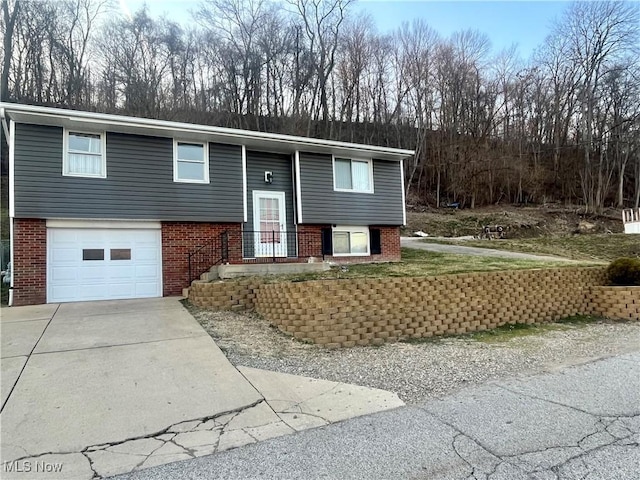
top-left (113, 352), bottom-right (640, 480)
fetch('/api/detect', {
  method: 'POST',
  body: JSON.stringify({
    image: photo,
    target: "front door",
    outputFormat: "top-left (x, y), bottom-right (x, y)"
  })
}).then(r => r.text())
top-left (252, 191), bottom-right (287, 257)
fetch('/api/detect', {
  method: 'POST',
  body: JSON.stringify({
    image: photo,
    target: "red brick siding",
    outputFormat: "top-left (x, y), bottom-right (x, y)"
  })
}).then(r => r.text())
top-left (296, 224), bottom-right (325, 259)
top-left (11, 220), bottom-right (400, 305)
top-left (161, 222), bottom-right (242, 296)
top-left (12, 218), bottom-right (47, 306)
top-left (296, 225), bottom-right (401, 263)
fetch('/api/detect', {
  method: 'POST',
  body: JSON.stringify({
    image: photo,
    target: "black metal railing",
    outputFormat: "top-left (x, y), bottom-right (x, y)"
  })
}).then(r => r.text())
top-left (241, 230), bottom-right (324, 263)
top-left (187, 229), bottom-right (325, 284)
top-left (187, 231), bottom-right (228, 284)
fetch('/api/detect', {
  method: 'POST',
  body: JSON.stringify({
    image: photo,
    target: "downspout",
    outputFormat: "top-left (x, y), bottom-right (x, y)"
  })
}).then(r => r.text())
top-left (8, 219), bottom-right (13, 306)
top-left (1, 108), bottom-right (14, 306)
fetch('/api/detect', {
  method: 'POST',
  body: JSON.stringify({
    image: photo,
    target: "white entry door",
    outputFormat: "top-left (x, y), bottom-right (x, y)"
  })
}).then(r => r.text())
top-left (253, 191), bottom-right (287, 257)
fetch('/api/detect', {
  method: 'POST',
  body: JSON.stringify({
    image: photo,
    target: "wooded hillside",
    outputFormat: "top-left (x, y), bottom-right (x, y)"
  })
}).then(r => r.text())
top-left (1, 0), bottom-right (639, 211)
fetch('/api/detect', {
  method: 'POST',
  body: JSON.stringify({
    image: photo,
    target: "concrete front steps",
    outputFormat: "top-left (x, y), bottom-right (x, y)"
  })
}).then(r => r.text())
top-left (182, 261), bottom-right (331, 297)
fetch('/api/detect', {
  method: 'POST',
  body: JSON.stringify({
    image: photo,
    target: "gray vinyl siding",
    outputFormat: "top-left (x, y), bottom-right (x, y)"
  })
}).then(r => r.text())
top-left (299, 152), bottom-right (404, 225)
top-left (13, 123), bottom-right (243, 222)
top-left (244, 151), bottom-right (296, 257)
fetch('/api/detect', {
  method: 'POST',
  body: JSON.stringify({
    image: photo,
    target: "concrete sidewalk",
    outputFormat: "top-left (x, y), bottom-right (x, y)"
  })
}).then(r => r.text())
top-left (401, 236), bottom-right (583, 262)
top-left (0, 299), bottom-right (403, 479)
top-left (114, 353), bottom-right (640, 480)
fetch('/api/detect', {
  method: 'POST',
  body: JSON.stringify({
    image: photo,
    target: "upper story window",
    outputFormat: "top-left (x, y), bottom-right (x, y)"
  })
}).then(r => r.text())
top-left (333, 157), bottom-right (373, 193)
top-left (64, 130), bottom-right (106, 178)
top-left (174, 141), bottom-right (209, 183)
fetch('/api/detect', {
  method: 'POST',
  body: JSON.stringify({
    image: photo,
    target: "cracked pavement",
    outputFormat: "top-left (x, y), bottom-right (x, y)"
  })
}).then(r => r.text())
top-left (0, 299), bottom-right (403, 479)
top-left (114, 352), bottom-right (640, 480)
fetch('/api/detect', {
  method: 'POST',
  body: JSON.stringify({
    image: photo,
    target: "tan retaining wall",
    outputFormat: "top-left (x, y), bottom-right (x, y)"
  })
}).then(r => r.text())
top-left (254, 267), bottom-right (607, 348)
top-left (590, 286), bottom-right (640, 320)
top-left (189, 279), bottom-right (264, 311)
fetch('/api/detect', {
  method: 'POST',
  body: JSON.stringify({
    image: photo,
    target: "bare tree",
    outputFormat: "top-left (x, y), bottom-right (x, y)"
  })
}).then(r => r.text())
top-left (1, 0), bottom-right (20, 101)
top-left (2, 0), bottom-right (639, 211)
top-left (558, 0), bottom-right (640, 212)
top-left (288, 0), bottom-right (353, 136)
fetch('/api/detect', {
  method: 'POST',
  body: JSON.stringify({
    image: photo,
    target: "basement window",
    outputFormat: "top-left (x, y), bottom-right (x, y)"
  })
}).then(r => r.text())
top-left (332, 226), bottom-right (370, 256)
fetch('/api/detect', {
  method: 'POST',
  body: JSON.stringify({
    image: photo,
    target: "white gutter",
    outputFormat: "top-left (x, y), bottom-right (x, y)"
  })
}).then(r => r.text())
top-left (8, 120), bottom-right (15, 217)
top-left (0, 107), bottom-right (9, 139)
top-left (0, 103), bottom-right (415, 159)
top-left (7, 119), bottom-right (15, 306)
top-left (8, 218), bottom-right (13, 306)
top-left (400, 159), bottom-right (407, 226)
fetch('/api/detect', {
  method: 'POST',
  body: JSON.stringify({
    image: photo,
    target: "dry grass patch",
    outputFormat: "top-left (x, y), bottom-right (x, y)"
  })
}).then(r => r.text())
top-left (423, 234), bottom-right (639, 262)
top-left (277, 247), bottom-right (586, 282)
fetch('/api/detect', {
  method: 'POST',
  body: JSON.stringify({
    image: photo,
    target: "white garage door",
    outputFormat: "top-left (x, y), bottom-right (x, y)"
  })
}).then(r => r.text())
top-left (47, 226), bottom-right (162, 303)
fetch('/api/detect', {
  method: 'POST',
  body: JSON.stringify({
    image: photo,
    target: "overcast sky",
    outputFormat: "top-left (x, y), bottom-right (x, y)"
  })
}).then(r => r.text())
top-left (122, 0), bottom-right (571, 59)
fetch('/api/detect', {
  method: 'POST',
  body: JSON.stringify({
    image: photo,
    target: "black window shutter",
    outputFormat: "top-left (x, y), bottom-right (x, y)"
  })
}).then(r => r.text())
top-left (321, 228), bottom-right (333, 255)
top-left (370, 229), bottom-right (381, 254)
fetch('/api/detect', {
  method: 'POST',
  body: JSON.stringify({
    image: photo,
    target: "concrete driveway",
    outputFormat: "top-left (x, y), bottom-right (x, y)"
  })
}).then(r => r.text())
top-left (0, 299), bottom-right (402, 479)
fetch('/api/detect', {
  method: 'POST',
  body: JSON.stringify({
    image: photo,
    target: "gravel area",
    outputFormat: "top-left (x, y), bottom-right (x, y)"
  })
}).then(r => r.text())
top-left (185, 303), bottom-right (640, 405)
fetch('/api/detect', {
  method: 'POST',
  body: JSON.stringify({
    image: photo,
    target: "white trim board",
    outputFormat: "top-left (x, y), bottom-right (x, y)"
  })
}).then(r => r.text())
top-left (9, 119), bottom-right (15, 217)
top-left (294, 151), bottom-right (303, 223)
top-left (46, 220), bottom-right (162, 229)
top-left (242, 145), bottom-right (248, 223)
top-left (400, 159), bottom-right (407, 226)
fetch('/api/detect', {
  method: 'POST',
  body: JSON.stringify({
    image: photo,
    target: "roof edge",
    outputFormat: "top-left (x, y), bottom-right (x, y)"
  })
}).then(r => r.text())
top-left (0, 103), bottom-right (415, 159)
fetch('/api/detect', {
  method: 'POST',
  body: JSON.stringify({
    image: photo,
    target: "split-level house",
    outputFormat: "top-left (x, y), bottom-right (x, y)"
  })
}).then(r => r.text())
top-left (1, 103), bottom-right (413, 306)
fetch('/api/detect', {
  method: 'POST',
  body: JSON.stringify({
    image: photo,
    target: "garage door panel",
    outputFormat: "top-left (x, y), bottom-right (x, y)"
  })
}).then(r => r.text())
top-left (132, 230), bottom-right (158, 240)
top-left (81, 230), bottom-right (107, 242)
top-left (78, 285), bottom-right (109, 300)
top-left (134, 264), bottom-right (160, 277)
top-left (108, 284), bottom-right (136, 297)
top-left (107, 265), bottom-right (136, 280)
top-left (51, 285), bottom-right (82, 301)
top-left (135, 283), bottom-right (161, 297)
top-left (49, 266), bottom-right (78, 283)
top-left (50, 247), bottom-right (78, 263)
top-left (135, 248), bottom-right (160, 262)
top-left (78, 266), bottom-right (111, 282)
top-left (48, 227), bottom-right (162, 303)
top-left (50, 229), bottom-right (79, 243)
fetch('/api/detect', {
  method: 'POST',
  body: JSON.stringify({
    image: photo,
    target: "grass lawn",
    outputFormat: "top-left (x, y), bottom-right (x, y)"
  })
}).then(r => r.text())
top-left (464, 315), bottom-right (603, 343)
top-left (280, 247), bottom-right (594, 282)
top-left (421, 234), bottom-right (639, 262)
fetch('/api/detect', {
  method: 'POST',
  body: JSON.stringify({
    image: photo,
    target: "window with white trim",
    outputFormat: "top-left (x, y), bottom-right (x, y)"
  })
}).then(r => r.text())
top-left (174, 141), bottom-right (209, 183)
top-left (333, 157), bottom-right (373, 193)
top-left (64, 130), bottom-right (106, 177)
top-left (332, 226), bottom-right (369, 256)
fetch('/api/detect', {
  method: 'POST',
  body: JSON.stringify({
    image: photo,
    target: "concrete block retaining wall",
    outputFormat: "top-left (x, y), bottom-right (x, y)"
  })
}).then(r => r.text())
top-left (189, 267), bottom-right (638, 348)
top-left (189, 279), bottom-right (264, 311)
top-left (254, 268), bottom-right (607, 347)
top-left (590, 286), bottom-right (640, 320)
